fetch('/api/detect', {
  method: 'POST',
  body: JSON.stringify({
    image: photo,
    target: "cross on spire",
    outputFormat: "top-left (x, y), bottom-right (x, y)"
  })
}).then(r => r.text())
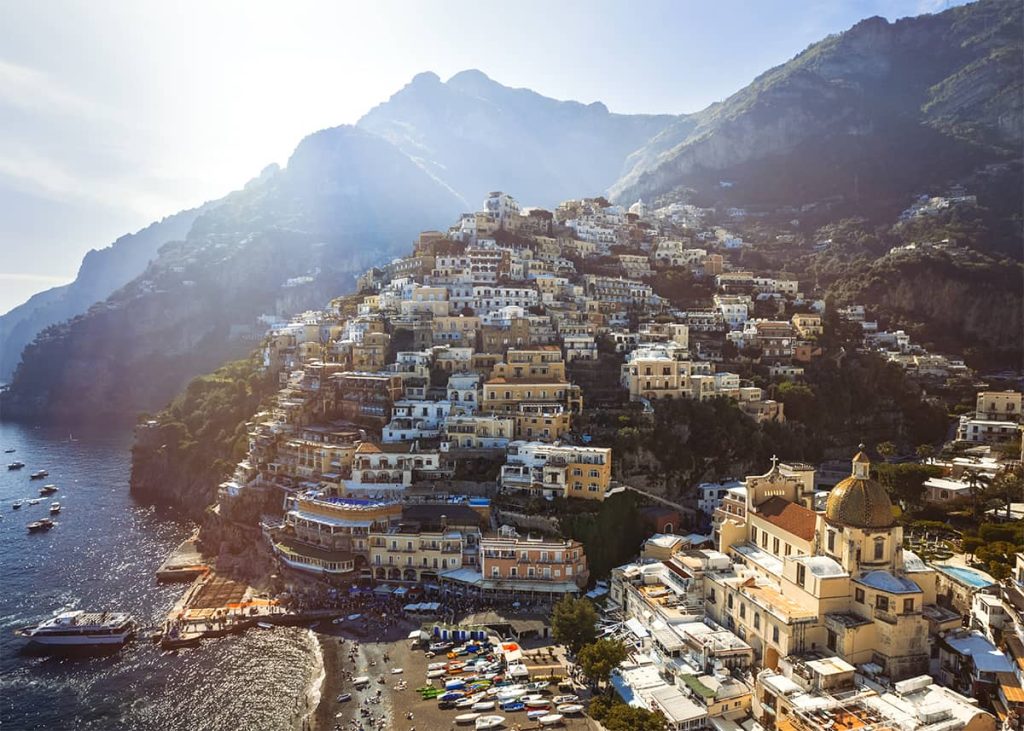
top-left (770, 454), bottom-right (779, 470)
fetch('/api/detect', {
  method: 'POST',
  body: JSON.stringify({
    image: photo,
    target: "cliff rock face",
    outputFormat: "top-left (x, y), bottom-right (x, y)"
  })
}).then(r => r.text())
top-left (0, 126), bottom-right (463, 423)
top-left (358, 69), bottom-right (675, 207)
top-left (610, 0), bottom-right (1023, 209)
top-left (0, 207), bottom-right (203, 381)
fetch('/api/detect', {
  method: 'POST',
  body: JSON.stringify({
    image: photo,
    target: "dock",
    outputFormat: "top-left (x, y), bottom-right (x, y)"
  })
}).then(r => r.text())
top-left (156, 535), bottom-right (209, 582)
top-left (158, 569), bottom-right (342, 649)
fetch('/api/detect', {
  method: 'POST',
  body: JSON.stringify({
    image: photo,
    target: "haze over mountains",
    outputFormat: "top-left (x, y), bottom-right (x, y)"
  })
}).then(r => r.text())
top-left (1, 0), bottom-right (1020, 422)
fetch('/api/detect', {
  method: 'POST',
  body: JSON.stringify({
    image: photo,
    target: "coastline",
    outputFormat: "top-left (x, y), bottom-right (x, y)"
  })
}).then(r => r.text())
top-left (297, 628), bottom-right (326, 731)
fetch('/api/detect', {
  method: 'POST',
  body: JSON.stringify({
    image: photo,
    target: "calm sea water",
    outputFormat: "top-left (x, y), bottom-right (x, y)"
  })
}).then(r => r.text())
top-left (0, 421), bottom-right (320, 731)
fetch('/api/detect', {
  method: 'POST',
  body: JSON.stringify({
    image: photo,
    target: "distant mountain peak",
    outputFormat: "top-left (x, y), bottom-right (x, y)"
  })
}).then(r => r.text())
top-left (410, 70), bottom-right (441, 86)
top-left (447, 68), bottom-right (492, 85)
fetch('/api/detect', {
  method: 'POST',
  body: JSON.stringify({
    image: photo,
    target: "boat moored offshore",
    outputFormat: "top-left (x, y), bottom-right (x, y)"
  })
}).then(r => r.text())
top-left (17, 610), bottom-right (136, 646)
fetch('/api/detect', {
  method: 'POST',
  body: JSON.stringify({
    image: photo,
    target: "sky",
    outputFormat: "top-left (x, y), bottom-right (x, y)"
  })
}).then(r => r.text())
top-left (0, 0), bottom-right (965, 315)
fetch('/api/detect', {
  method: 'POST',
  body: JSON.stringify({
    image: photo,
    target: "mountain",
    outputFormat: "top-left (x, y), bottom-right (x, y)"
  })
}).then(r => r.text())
top-left (0, 208), bottom-right (204, 381)
top-left (610, 0), bottom-right (1023, 220)
top-left (357, 69), bottom-right (675, 207)
top-left (0, 126), bottom-right (463, 423)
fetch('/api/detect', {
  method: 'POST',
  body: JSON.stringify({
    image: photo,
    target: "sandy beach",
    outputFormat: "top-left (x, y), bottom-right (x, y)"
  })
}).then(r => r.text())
top-left (310, 617), bottom-right (599, 731)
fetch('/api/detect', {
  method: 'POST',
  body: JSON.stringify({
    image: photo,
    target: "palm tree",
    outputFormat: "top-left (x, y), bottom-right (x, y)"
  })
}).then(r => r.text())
top-left (987, 469), bottom-right (1023, 521)
top-left (964, 469), bottom-right (992, 523)
top-left (915, 444), bottom-right (935, 461)
top-left (876, 442), bottom-right (896, 462)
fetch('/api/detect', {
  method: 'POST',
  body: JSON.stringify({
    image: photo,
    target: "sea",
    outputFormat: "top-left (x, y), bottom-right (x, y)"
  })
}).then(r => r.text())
top-left (0, 421), bottom-right (322, 731)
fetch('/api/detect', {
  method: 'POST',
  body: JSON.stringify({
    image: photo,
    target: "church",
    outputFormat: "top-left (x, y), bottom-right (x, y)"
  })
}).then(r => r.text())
top-left (708, 450), bottom-right (957, 680)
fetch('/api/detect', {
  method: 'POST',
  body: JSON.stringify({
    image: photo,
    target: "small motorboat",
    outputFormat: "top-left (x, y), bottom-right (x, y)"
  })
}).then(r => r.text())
top-left (552, 695), bottom-right (578, 705)
top-left (454, 713), bottom-right (480, 725)
top-left (390, 667), bottom-right (403, 674)
top-left (12, 500), bottom-right (23, 509)
top-left (556, 704), bottom-right (583, 715)
top-left (39, 484), bottom-right (58, 496)
top-left (527, 680), bottom-right (550, 691)
top-left (471, 700), bottom-right (496, 711)
top-left (346, 613), bottom-right (362, 622)
top-left (4, 448), bottom-right (15, 453)
top-left (351, 676), bottom-right (370, 688)
top-left (49, 502), bottom-right (61, 514)
top-left (427, 662), bottom-right (447, 671)
top-left (426, 668), bottom-right (446, 679)
top-left (455, 696), bottom-right (480, 709)
top-left (256, 622), bottom-right (273, 629)
top-left (524, 697), bottom-right (550, 709)
top-left (336, 692), bottom-right (352, 702)
top-left (474, 716), bottom-right (505, 730)
top-left (27, 518), bottom-right (54, 532)
top-left (538, 714), bottom-right (564, 726)
top-left (331, 616), bottom-right (345, 624)
top-left (8, 461), bottom-right (25, 470)
top-left (527, 710), bottom-right (548, 721)
top-left (28, 498), bottom-right (41, 505)
top-left (30, 470), bottom-right (48, 480)
top-left (500, 700), bottom-right (525, 712)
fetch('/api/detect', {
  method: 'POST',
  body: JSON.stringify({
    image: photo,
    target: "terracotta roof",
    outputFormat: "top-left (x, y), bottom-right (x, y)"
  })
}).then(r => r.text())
top-left (755, 496), bottom-right (817, 541)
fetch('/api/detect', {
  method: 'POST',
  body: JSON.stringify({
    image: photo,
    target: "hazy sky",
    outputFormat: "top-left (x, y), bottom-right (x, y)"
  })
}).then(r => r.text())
top-left (0, 0), bottom-right (963, 314)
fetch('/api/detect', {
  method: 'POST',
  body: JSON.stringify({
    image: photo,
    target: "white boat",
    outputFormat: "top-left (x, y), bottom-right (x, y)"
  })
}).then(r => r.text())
top-left (256, 621), bottom-right (274, 629)
top-left (427, 661), bottom-right (447, 671)
top-left (17, 610), bottom-right (135, 646)
top-left (390, 667), bottom-right (404, 674)
top-left (352, 676), bottom-right (370, 688)
top-left (496, 686), bottom-right (526, 699)
top-left (12, 500), bottom-right (23, 509)
top-left (527, 710), bottom-right (548, 720)
top-left (527, 680), bottom-right (550, 690)
top-left (556, 704), bottom-right (583, 715)
top-left (471, 700), bottom-right (496, 711)
top-left (28, 498), bottom-right (41, 505)
top-left (49, 502), bottom-right (61, 514)
top-left (474, 715), bottom-right (505, 730)
top-left (552, 695), bottom-right (578, 704)
top-left (426, 668), bottom-right (446, 678)
top-left (454, 713), bottom-right (480, 724)
top-left (524, 696), bottom-right (550, 708)
top-left (538, 714), bottom-right (564, 726)
top-left (456, 697), bottom-right (480, 709)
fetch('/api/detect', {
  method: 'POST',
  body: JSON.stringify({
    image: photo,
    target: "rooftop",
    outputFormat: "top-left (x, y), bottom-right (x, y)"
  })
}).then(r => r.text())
top-left (754, 496), bottom-right (817, 541)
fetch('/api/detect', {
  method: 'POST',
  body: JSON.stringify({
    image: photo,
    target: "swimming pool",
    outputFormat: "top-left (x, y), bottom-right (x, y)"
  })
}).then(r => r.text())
top-left (937, 564), bottom-right (994, 588)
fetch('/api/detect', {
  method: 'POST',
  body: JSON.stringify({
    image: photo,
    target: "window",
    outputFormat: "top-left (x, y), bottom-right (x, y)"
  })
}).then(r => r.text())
top-left (826, 629), bottom-right (837, 651)
top-left (827, 530), bottom-right (836, 553)
top-left (796, 564), bottom-right (806, 587)
top-left (739, 603), bottom-right (746, 619)
top-left (761, 531), bottom-right (768, 548)
top-left (754, 613), bottom-right (760, 629)
top-left (773, 537), bottom-right (780, 554)
top-left (727, 594), bottom-right (733, 609)
top-left (855, 588), bottom-right (865, 604)
top-left (772, 626), bottom-right (780, 643)
top-left (784, 543), bottom-right (792, 556)
top-left (751, 527), bottom-right (757, 544)
top-left (876, 595), bottom-right (889, 611)
top-left (874, 538), bottom-right (885, 561)
top-left (903, 598), bottom-right (914, 613)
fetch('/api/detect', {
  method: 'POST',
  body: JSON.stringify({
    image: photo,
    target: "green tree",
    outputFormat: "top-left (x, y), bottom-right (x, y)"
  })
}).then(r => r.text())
top-left (986, 469), bottom-right (1024, 521)
top-left (603, 704), bottom-right (667, 731)
top-left (915, 444), bottom-right (935, 460)
top-left (964, 470), bottom-right (992, 523)
top-left (876, 442), bottom-right (896, 461)
top-left (578, 638), bottom-right (629, 689)
top-left (550, 596), bottom-right (598, 655)
top-left (875, 463), bottom-right (942, 512)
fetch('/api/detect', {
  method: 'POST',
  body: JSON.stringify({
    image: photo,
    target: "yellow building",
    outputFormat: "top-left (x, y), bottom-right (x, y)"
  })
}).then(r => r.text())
top-left (710, 452), bottom-right (943, 680)
top-left (791, 313), bottom-right (823, 339)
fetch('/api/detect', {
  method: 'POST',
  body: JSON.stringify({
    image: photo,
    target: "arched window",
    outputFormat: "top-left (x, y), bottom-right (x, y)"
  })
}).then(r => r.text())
top-left (873, 537), bottom-right (885, 561)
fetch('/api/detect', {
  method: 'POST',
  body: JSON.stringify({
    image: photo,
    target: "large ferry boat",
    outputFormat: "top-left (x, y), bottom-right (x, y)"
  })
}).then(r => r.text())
top-left (17, 610), bottom-right (136, 646)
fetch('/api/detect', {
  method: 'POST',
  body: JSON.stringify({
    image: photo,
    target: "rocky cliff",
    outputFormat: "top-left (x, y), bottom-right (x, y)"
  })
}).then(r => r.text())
top-left (610, 0), bottom-right (1023, 215)
top-left (0, 126), bottom-right (463, 423)
top-left (0, 207), bottom-right (204, 381)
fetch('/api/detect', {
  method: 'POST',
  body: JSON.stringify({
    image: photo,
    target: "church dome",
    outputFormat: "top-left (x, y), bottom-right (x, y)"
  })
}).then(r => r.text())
top-left (824, 450), bottom-right (894, 529)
